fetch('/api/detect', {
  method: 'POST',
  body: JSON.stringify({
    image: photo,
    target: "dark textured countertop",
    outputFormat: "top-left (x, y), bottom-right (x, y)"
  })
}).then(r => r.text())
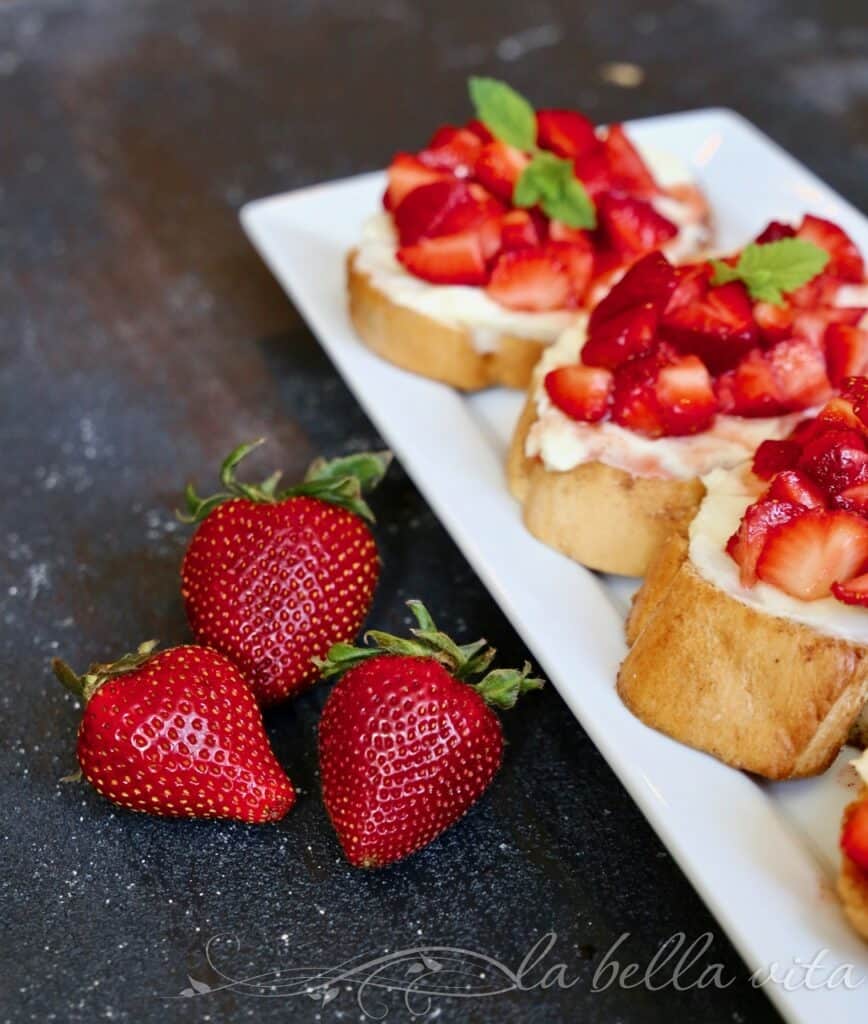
top-left (2, 1), bottom-right (867, 1021)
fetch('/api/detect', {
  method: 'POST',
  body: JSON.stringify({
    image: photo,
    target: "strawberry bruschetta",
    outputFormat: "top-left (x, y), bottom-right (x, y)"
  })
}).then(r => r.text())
top-left (347, 77), bottom-right (710, 390)
top-left (840, 753), bottom-right (868, 940)
top-left (619, 381), bottom-right (868, 778)
top-left (508, 216), bottom-right (868, 575)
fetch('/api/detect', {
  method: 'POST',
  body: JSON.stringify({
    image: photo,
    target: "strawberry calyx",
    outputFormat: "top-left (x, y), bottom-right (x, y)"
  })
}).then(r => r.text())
top-left (53, 639), bottom-right (160, 703)
top-left (178, 441), bottom-right (392, 525)
top-left (316, 600), bottom-right (544, 708)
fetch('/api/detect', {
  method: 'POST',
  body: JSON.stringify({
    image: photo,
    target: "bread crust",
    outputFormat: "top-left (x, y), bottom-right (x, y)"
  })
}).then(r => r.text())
top-left (506, 394), bottom-right (705, 576)
top-left (618, 536), bottom-right (868, 779)
top-left (839, 790), bottom-right (868, 941)
top-left (347, 250), bottom-right (550, 391)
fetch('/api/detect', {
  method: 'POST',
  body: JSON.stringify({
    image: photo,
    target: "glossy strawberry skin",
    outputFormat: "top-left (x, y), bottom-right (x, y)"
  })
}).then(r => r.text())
top-left (842, 799), bottom-right (868, 872)
top-left (182, 496), bottom-right (379, 705)
top-left (318, 655), bottom-right (503, 868)
top-left (76, 646), bottom-right (295, 822)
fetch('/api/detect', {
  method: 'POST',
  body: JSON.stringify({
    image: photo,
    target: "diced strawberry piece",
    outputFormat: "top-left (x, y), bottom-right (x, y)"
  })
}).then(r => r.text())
top-left (832, 573), bottom-right (868, 606)
top-left (536, 109), bottom-right (598, 159)
top-left (465, 119), bottom-right (494, 143)
top-left (549, 221), bottom-right (590, 244)
top-left (544, 364), bottom-right (613, 422)
top-left (797, 214), bottom-right (864, 282)
top-left (610, 351), bottom-right (666, 437)
top-left (500, 209), bottom-right (542, 251)
top-left (794, 304), bottom-right (866, 345)
top-left (766, 470), bottom-right (826, 509)
top-left (420, 126), bottom-right (483, 177)
top-left (661, 281), bottom-right (759, 374)
top-left (474, 141), bottom-right (530, 202)
top-left (798, 429), bottom-right (868, 496)
top-left (477, 215), bottom-right (503, 261)
top-left (726, 499), bottom-right (803, 586)
top-left (656, 354), bottom-right (718, 435)
top-left (486, 247), bottom-right (572, 311)
top-left (397, 231), bottom-right (488, 285)
top-left (598, 194), bottom-right (677, 255)
top-left (753, 301), bottom-right (794, 344)
top-left (825, 323), bottom-right (868, 387)
top-left (666, 262), bottom-right (712, 313)
top-left (754, 220), bottom-right (796, 244)
top-left (602, 124), bottom-right (659, 197)
top-left (843, 377), bottom-right (868, 426)
top-left (547, 241), bottom-right (594, 303)
top-left (716, 349), bottom-right (783, 416)
top-left (582, 302), bottom-right (659, 370)
top-left (767, 337), bottom-right (834, 410)
top-left (833, 482), bottom-right (868, 516)
top-left (755, 510), bottom-right (868, 600)
top-left (841, 799), bottom-right (868, 871)
top-left (573, 143), bottom-right (614, 198)
top-left (589, 250), bottom-right (678, 331)
top-left (815, 397), bottom-right (868, 436)
top-left (384, 154), bottom-right (448, 210)
top-left (752, 439), bottom-right (803, 480)
top-left (392, 180), bottom-right (491, 246)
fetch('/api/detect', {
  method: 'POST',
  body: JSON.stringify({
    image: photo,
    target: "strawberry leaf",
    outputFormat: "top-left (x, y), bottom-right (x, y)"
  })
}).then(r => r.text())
top-left (468, 76), bottom-right (537, 151)
top-left (710, 239), bottom-right (829, 305)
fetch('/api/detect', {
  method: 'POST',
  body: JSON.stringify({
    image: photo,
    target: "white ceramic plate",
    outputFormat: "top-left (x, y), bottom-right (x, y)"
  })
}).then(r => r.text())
top-left (241, 109), bottom-right (868, 1023)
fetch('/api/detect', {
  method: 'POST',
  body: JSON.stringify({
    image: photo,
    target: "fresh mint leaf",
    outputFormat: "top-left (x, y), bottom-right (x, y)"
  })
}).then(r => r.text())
top-left (468, 77), bottom-right (537, 151)
top-left (514, 152), bottom-right (596, 229)
top-left (710, 239), bottom-right (829, 305)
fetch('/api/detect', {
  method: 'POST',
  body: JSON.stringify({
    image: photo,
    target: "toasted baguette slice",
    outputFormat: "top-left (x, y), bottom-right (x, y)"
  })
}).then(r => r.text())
top-left (347, 250), bottom-right (553, 391)
top-left (506, 393), bottom-right (705, 576)
top-left (839, 789), bottom-right (868, 941)
top-left (618, 531), bottom-right (868, 779)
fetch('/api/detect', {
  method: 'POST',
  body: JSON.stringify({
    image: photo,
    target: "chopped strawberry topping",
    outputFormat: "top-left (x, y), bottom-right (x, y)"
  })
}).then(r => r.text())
top-left (419, 126), bottom-right (483, 177)
top-left (500, 209), bottom-right (543, 251)
top-left (589, 250), bottom-right (678, 329)
top-left (726, 499), bottom-right (804, 586)
top-left (384, 154), bottom-right (449, 210)
top-left (754, 220), bottom-right (796, 244)
top-left (798, 429), bottom-right (868, 496)
top-left (582, 303), bottom-right (659, 370)
top-left (473, 141), bottom-right (529, 202)
top-left (833, 482), bottom-right (868, 516)
top-left (766, 470), bottom-right (826, 509)
top-left (661, 281), bottom-right (758, 374)
top-left (597, 194), bottom-right (677, 256)
top-left (397, 231), bottom-right (488, 285)
top-left (602, 124), bottom-right (660, 197)
top-left (544, 364), bottom-right (613, 422)
top-left (832, 573), bottom-right (868, 607)
top-left (535, 109), bottom-right (598, 159)
top-left (753, 439), bottom-right (803, 480)
top-left (486, 247), bottom-right (573, 311)
top-left (753, 300), bottom-right (794, 344)
top-left (841, 800), bottom-right (868, 871)
top-left (797, 214), bottom-right (864, 283)
top-left (824, 323), bottom-right (868, 387)
top-left (656, 354), bottom-right (717, 435)
top-left (610, 349), bottom-right (668, 437)
top-left (393, 180), bottom-right (500, 246)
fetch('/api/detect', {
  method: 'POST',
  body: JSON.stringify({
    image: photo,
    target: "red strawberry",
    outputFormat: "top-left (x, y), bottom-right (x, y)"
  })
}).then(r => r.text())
top-left (655, 354), bottom-right (717, 435)
top-left (832, 574), bottom-right (868, 607)
top-left (474, 141), bottom-right (530, 202)
top-left (766, 470), bottom-right (826, 509)
top-left (547, 240), bottom-right (594, 301)
top-left (825, 323), bottom-right (868, 387)
top-left (796, 214), bottom-right (864, 282)
top-left (815, 396), bottom-right (868, 437)
top-left (573, 143), bottom-right (614, 198)
top-left (52, 642), bottom-right (295, 822)
top-left (544, 364), bottom-right (613, 422)
top-left (767, 337), bottom-right (833, 410)
top-left (398, 230), bottom-right (489, 285)
top-left (833, 482), bottom-right (868, 516)
top-left (841, 798), bottom-right (868, 871)
top-left (384, 154), bottom-right (447, 210)
top-left (755, 510), bottom-right (868, 600)
top-left (667, 262), bottom-right (712, 312)
top-left (753, 300), bottom-right (794, 344)
top-left (798, 429), bottom-right (868, 496)
top-left (726, 499), bottom-right (803, 587)
top-left (536, 109), bottom-right (598, 159)
top-left (549, 220), bottom-right (589, 244)
top-left (419, 126), bottom-right (482, 177)
top-left (843, 377), bottom-right (868, 425)
top-left (317, 601), bottom-right (543, 868)
top-left (180, 443), bottom-right (388, 705)
top-left (597, 193), bottom-right (677, 255)
top-left (486, 246), bottom-right (572, 311)
top-left (393, 180), bottom-right (496, 246)
top-left (752, 439), bottom-right (803, 480)
top-left (465, 118), bottom-right (494, 143)
top-left (661, 281), bottom-right (758, 374)
top-left (589, 250), bottom-right (678, 331)
top-left (754, 220), bottom-right (795, 244)
top-left (610, 349), bottom-right (667, 437)
top-left (715, 348), bottom-right (783, 416)
top-left (602, 124), bottom-right (659, 197)
top-left (500, 209), bottom-right (542, 251)
top-left (582, 302), bottom-right (658, 370)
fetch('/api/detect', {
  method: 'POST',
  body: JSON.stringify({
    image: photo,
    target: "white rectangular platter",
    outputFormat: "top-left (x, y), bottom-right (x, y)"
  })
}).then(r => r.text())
top-left (241, 109), bottom-right (868, 1023)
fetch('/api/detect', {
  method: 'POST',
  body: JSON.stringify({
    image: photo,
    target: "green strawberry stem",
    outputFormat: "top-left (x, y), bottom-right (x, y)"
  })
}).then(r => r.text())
top-left (178, 441), bottom-right (392, 525)
top-left (53, 640), bottom-right (160, 704)
top-left (316, 600), bottom-right (544, 709)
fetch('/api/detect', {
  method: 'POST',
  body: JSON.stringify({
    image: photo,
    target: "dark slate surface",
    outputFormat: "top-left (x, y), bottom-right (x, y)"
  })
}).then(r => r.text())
top-left (2, 1), bottom-right (866, 1021)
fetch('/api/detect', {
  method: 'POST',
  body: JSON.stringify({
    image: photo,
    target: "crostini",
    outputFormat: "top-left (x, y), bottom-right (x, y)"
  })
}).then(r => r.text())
top-left (839, 752), bottom-right (868, 940)
top-left (619, 382), bottom-right (868, 779)
top-left (348, 77), bottom-right (711, 390)
top-left (508, 217), bottom-right (868, 575)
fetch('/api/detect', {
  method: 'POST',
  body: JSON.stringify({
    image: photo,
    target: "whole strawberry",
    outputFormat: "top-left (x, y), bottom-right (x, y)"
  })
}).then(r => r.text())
top-left (53, 641), bottom-right (295, 822)
top-left (180, 442), bottom-right (390, 705)
top-left (317, 601), bottom-right (544, 867)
